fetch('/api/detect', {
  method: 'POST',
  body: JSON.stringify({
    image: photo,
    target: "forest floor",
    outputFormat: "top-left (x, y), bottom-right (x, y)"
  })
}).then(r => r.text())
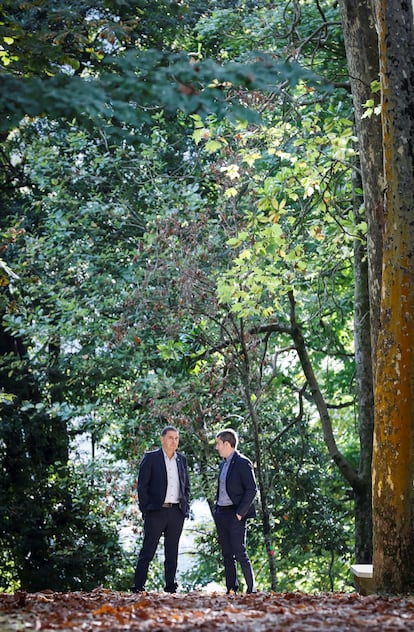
top-left (1, 588), bottom-right (414, 631)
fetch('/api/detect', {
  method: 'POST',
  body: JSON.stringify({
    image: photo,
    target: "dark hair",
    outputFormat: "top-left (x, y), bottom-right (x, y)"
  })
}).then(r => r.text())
top-left (161, 425), bottom-right (179, 436)
top-left (216, 428), bottom-right (238, 448)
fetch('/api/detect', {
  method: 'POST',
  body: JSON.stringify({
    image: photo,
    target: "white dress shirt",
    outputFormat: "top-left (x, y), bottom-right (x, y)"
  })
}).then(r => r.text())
top-left (163, 450), bottom-right (180, 503)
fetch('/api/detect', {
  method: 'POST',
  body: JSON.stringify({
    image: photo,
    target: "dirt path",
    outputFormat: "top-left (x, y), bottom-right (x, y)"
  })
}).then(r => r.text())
top-left (1, 588), bottom-right (414, 631)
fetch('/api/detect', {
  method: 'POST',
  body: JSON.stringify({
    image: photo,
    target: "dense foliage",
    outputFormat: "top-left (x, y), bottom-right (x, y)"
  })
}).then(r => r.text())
top-left (1, 0), bottom-right (363, 593)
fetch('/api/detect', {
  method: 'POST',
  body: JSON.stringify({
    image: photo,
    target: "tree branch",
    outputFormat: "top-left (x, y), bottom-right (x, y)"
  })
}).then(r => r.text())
top-left (288, 290), bottom-right (362, 491)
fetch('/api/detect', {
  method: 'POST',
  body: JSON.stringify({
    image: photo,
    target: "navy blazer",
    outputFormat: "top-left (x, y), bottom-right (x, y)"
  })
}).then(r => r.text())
top-left (137, 448), bottom-right (190, 517)
top-left (216, 450), bottom-right (257, 518)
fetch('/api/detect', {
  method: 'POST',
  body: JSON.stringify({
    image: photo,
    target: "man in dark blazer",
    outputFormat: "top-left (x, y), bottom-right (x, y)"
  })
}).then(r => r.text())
top-left (132, 425), bottom-right (190, 593)
top-left (214, 428), bottom-right (257, 594)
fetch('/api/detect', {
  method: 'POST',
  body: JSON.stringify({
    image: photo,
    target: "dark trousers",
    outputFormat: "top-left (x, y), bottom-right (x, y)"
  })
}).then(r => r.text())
top-left (214, 507), bottom-right (255, 593)
top-left (134, 506), bottom-right (185, 591)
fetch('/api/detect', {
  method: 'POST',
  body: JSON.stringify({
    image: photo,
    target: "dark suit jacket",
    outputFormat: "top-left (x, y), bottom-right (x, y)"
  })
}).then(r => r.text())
top-left (137, 448), bottom-right (190, 517)
top-left (216, 450), bottom-right (257, 518)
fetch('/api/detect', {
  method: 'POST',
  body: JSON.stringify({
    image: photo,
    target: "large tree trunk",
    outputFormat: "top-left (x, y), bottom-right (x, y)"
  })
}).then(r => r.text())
top-left (371, 0), bottom-right (414, 594)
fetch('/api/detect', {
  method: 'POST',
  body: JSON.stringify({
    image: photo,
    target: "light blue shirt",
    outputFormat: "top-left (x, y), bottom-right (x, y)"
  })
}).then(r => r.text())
top-left (218, 452), bottom-right (235, 506)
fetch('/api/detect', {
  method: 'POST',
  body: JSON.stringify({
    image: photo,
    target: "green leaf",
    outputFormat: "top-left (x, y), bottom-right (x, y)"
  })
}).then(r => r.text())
top-left (204, 139), bottom-right (223, 153)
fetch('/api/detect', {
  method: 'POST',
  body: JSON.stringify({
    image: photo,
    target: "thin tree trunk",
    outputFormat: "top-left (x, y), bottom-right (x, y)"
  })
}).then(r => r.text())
top-left (288, 292), bottom-right (360, 488)
top-left (353, 165), bottom-right (374, 562)
top-left (338, 0), bottom-right (383, 563)
top-left (239, 322), bottom-right (278, 591)
top-left (252, 302), bottom-right (371, 564)
top-left (338, 0), bottom-right (384, 365)
top-left (288, 289), bottom-right (377, 569)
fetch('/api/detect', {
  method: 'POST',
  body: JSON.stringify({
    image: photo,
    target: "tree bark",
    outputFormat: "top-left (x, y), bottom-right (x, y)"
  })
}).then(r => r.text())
top-left (371, 0), bottom-right (414, 594)
top-left (338, 0), bottom-right (384, 364)
top-left (353, 170), bottom-right (374, 563)
top-left (338, 0), bottom-right (384, 568)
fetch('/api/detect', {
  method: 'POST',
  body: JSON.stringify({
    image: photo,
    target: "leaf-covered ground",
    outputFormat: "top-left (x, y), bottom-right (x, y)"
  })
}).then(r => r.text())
top-left (1, 589), bottom-right (414, 631)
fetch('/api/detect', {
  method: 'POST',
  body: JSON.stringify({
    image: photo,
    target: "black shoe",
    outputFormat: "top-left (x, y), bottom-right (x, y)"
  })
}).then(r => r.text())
top-left (226, 588), bottom-right (237, 595)
top-left (131, 586), bottom-right (144, 593)
top-left (164, 583), bottom-right (178, 593)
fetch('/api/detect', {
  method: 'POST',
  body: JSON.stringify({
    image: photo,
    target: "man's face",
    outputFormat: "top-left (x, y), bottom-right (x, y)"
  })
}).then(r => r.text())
top-left (161, 430), bottom-right (179, 456)
top-left (215, 438), bottom-right (232, 459)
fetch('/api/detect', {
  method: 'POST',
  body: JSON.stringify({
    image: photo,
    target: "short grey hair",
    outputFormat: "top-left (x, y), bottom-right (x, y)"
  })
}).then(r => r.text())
top-left (161, 425), bottom-right (178, 436)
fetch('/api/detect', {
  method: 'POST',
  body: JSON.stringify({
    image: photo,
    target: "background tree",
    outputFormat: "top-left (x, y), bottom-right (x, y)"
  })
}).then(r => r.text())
top-left (119, 90), bottom-right (359, 590)
top-left (0, 120), bottom-right (141, 590)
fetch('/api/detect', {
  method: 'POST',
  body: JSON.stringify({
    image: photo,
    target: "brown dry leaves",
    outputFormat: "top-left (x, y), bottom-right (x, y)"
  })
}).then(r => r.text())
top-left (1, 589), bottom-right (414, 631)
